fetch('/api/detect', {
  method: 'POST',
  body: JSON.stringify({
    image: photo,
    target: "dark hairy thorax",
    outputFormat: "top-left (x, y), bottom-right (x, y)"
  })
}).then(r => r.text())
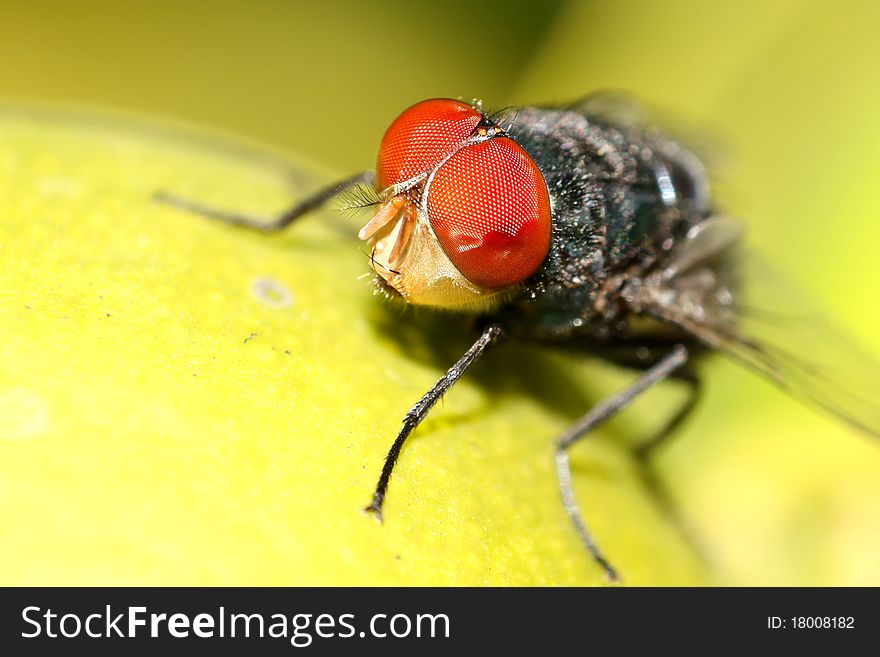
top-left (498, 104), bottom-right (715, 345)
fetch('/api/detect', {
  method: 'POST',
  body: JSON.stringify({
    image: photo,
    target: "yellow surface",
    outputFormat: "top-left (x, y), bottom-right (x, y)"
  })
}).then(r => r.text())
top-left (0, 106), bottom-right (706, 585)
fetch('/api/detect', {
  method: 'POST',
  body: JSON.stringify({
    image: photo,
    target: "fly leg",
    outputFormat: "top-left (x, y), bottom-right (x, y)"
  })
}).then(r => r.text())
top-left (634, 370), bottom-right (701, 460)
top-left (365, 323), bottom-right (505, 521)
top-left (555, 344), bottom-right (689, 582)
top-left (154, 171), bottom-right (373, 232)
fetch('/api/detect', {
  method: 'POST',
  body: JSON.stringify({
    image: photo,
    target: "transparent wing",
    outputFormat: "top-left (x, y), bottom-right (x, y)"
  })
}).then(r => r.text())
top-left (565, 91), bottom-right (729, 176)
top-left (565, 90), bottom-right (647, 129)
top-left (635, 216), bottom-right (880, 438)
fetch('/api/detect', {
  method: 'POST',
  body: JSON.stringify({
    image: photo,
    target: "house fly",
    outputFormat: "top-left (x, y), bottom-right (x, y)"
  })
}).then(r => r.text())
top-left (156, 95), bottom-right (880, 582)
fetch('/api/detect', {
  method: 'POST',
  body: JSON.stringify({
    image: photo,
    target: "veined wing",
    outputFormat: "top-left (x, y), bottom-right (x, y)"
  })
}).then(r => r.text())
top-left (631, 215), bottom-right (880, 438)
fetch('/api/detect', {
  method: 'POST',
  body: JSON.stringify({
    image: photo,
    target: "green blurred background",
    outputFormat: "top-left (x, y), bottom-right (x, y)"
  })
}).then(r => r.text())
top-left (2, 0), bottom-right (879, 585)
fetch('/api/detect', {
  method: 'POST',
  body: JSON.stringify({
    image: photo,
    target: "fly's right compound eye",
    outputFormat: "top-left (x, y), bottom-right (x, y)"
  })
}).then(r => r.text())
top-left (426, 137), bottom-right (552, 290)
top-left (376, 99), bottom-right (483, 189)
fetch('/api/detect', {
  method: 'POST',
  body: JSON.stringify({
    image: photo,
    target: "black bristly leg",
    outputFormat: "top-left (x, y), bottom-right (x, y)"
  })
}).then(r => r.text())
top-left (365, 323), bottom-right (505, 522)
top-left (154, 171), bottom-right (374, 232)
top-left (554, 344), bottom-right (689, 583)
top-left (634, 370), bottom-right (701, 460)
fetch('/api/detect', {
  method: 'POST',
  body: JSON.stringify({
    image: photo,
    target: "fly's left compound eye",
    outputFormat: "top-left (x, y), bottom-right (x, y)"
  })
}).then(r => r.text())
top-left (376, 98), bottom-right (483, 190)
top-left (426, 137), bottom-right (552, 290)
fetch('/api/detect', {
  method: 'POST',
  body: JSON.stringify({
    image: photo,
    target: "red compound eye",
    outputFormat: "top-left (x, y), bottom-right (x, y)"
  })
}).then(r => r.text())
top-left (376, 99), bottom-right (483, 189)
top-left (426, 137), bottom-right (552, 290)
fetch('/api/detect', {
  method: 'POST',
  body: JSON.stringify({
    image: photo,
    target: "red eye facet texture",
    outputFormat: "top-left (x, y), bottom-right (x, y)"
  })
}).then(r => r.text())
top-left (427, 137), bottom-right (552, 290)
top-left (376, 99), bottom-right (483, 190)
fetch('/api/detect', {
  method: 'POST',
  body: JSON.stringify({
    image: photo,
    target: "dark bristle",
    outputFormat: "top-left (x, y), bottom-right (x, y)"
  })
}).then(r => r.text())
top-left (334, 183), bottom-right (383, 216)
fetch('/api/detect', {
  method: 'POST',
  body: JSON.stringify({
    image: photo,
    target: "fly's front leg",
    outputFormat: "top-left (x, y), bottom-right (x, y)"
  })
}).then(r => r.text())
top-left (555, 344), bottom-right (690, 582)
top-left (365, 323), bottom-right (505, 521)
top-left (154, 171), bottom-right (373, 232)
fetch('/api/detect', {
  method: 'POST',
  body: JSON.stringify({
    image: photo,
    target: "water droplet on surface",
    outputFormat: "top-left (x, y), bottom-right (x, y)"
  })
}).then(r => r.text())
top-left (251, 276), bottom-right (294, 309)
